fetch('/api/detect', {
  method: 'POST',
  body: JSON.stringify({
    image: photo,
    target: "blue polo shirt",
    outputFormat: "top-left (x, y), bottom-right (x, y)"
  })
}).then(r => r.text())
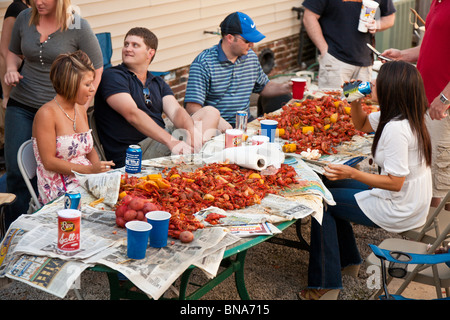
top-left (184, 41), bottom-right (269, 126)
top-left (94, 63), bottom-right (173, 167)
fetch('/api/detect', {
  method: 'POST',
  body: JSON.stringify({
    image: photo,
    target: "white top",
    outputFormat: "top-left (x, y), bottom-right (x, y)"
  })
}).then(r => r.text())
top-left (355, 112), bottom-right (432, 233)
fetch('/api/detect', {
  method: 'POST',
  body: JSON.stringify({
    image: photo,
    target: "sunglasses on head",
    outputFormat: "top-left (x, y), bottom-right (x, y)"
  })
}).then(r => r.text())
top-left (143, 87), bottom-right (152, 105)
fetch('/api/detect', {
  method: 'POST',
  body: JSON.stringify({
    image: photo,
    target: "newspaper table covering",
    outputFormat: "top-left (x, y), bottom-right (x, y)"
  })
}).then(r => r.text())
top-left (0, 173), bottom-right (317, 299)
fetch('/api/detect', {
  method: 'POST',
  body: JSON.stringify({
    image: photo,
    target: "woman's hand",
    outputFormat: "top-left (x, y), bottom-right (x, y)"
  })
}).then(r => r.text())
top-left (323, 163), bottom-right (357, 180)
top-left (4, 70), bottom-right (22, 86)
top-left (92, 160), bottom-right (115, 173)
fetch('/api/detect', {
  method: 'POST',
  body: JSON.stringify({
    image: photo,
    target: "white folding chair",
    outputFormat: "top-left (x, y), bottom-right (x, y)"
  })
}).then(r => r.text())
top-left (17, 140), bottom-right (41, 213)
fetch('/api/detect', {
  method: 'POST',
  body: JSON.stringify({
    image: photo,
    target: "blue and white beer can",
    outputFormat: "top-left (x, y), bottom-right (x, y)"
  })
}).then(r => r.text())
top-left (125, 145), bottom-right (142, 174)
top-left (64, 191), bottom-right (81, 210)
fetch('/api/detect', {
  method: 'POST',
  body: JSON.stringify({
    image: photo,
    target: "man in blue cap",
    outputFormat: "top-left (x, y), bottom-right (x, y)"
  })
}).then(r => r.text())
top-left (185, 12), bottom-right (292, 132)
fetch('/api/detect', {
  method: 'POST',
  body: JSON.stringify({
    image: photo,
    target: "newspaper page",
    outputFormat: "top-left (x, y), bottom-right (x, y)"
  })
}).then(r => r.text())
top-left (278, 157), bottom-right (335, 205)
top-left (195, 193), bottom-right (314, 227)
top-left (0, 214), bottom-right (94, 298)
top-left (92, 227), bottom-right (240, 300)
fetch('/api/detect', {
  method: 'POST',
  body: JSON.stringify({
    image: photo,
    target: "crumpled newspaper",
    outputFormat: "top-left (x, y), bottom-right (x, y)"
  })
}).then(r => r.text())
top-left (73, 169), bottom-right (122, 206)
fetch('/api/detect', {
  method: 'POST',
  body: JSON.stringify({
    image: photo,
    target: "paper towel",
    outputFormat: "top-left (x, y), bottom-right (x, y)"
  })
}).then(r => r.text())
top-left (203, 143), bottom-right (285, 171)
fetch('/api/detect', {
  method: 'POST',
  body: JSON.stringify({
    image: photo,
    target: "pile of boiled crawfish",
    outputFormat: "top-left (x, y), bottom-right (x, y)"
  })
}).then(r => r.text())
top-left (117, 163), bottom-right (298, 238)
top-left (264, 95), bottom-right (377, 155)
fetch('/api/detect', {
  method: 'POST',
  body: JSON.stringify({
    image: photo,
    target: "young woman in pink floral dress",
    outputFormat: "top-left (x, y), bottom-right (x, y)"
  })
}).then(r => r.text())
top-left (32, 51), bottom-right (114, 204)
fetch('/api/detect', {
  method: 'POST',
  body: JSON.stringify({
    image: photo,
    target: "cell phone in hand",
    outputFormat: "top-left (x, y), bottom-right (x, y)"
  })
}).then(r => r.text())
top-left (366, 43), bottom-right (392, 62)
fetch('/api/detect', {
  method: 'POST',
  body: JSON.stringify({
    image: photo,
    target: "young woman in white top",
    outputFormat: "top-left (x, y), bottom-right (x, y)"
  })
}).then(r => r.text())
top-left (300, 60), bottom-right (432, 300)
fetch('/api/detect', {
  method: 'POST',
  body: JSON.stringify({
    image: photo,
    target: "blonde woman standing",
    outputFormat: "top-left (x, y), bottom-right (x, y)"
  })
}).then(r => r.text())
top-left (3, 0), bottom-right (103, 228)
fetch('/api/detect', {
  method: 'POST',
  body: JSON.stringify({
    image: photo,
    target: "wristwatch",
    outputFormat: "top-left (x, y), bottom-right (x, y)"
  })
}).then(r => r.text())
top-left (440, 92), bottom-right (450, 106)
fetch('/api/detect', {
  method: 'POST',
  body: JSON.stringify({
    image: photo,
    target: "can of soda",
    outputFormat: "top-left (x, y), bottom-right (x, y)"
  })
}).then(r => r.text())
top-left (342, 81), bottom-right (372, 102)
top-left (64, 191), bottom-right (81, 210)
top-left (125, 145), bottom-right (142, 174)
top-left (57, 209), bottom-right (81, 252)
top-left (235, 110), bottom-right (248, 132)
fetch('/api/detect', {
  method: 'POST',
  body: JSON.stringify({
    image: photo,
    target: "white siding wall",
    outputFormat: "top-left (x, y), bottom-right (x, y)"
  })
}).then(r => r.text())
top-left (0, 0), bottom-right (301, 72)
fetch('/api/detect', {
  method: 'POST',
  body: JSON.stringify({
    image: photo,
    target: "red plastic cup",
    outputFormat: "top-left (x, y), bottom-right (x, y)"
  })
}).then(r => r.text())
top-left (292, 78), bottom-right (307, 100)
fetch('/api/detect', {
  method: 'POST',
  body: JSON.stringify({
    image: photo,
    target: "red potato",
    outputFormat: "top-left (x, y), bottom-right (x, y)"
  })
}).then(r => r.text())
top-left (124, 209), bottom-right (137, 221)
top-left (143, 202), bottom-right (159, 213)
top-left (179, 230), bottom-right (194, 243)
top-left (136, 210), bottom-right (145, 221)
top-left (116, 216), bottom-right (126, 228)
top-left (115, 204), bottom-right (128, 218)
top-left (121, 195), bottom-right (133, 206)
top-left (128, 197), bottom-right (145, 211)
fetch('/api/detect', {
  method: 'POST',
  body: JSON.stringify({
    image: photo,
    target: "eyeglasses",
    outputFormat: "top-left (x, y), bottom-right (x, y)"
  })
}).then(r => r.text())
top-left (143, 87), bottom-right (152, 105)
top-left (234, 35), bottom-right (251, 44)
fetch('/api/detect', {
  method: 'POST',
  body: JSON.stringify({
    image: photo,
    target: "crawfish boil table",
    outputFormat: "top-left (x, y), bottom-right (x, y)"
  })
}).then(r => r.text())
top-left (0, 92), bottom-right (376, 300)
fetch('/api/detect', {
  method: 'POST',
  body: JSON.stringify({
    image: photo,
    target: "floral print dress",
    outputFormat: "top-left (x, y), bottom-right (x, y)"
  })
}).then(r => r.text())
top-left (32, 130), bottom-right (94, 205)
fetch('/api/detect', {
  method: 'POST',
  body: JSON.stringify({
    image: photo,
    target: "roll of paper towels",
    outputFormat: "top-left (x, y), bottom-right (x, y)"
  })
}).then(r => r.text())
top-left (203, 143), bottom-right (285, 171)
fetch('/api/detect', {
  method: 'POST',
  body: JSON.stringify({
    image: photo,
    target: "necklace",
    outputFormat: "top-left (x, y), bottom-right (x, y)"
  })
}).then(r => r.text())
top-left (54, 98), bottom-right (76, 131)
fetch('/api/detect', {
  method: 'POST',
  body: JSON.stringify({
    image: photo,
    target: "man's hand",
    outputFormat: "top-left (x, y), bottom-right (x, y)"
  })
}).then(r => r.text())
top-left (170, 140), bottom-right (194, 155)
top-left (429, 95), bottom-right (449, 120)
top-left (218, 117), bottom-right (232, 133)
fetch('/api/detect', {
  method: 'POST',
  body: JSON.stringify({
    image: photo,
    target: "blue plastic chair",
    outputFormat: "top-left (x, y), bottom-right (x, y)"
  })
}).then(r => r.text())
top-left (369, 243), bottom-right (450, 300)
top-left (95, 32), bottom-right (113, 69)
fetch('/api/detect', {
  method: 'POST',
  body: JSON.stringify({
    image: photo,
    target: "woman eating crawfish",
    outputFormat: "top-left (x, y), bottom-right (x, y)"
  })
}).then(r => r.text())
top-left (300, 61), bottom-right (432, 300)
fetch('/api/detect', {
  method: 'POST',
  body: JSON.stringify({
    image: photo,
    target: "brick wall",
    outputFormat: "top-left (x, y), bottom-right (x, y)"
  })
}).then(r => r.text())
top-left (165, 33), bottom-right (301, 105)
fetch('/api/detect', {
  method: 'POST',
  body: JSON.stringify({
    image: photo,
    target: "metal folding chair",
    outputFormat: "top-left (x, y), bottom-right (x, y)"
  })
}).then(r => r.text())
top-left (17, 140), bottom-right (41, 213)
top-left (367, 213), bottom-right (450, 299)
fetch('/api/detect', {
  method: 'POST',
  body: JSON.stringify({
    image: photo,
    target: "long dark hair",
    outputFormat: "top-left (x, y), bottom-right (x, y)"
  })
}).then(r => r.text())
top-left (371, 61), bottom-right (432, 166)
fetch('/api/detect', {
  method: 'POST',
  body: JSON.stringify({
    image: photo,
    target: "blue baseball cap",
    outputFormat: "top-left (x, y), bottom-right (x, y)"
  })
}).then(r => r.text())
top-left (220, 12), bottom-right (265, 43)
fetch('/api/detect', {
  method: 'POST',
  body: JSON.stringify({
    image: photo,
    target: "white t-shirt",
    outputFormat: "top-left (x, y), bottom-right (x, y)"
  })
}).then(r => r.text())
top-left (355, 112), bottom-right (432, 233)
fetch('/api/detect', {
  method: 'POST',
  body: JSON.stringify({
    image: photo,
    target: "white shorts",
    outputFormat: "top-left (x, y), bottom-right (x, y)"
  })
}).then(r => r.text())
top-left (318, 52), bottom-right (373, 90)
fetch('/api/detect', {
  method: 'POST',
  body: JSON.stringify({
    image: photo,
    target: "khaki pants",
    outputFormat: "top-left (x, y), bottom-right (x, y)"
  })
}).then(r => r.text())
top-left (138, 126), bottom-right (176, 160)
top-left (318, 52), bottom-right (373, 90)
top-left (426, 112), bottom-right (450, 199)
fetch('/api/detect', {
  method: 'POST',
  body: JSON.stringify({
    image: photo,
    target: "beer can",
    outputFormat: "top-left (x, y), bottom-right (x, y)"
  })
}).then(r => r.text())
top-left (225, 129), bottom-right (243, 148)
top-left (235, 110), bottom-right (248, 132)
top-left (125, 145), bottom-right (142, 174)
top-left (57, 209), bottom-right (81, 252)
top-left (342, 81), bottom-right (372, 102)
top-left (64, 191), bottom-right (81, 210)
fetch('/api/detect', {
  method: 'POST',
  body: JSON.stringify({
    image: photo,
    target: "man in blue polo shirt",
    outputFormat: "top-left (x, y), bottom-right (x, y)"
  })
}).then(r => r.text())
top-left (184, 12), bottom-right (292, 132)
top-left (94, 27), bottom-right (220, 168)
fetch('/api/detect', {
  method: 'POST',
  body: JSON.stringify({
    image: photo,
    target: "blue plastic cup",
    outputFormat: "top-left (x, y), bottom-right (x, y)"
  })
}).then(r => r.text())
top-left (260, 119), bottom-right (278, 143)
top-left (125, 221), bottom-right (152, 259)
top-left (146, 211), bottom-right (171, 248)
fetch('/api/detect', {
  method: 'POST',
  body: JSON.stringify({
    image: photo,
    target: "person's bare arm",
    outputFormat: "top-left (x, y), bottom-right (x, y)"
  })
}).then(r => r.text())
top-left (324, 164), bottom-right (405, 191)
top-left (186, 101), bottom-right (231, 133)
top-left (259, 81), bottom-right (292, 98)
top-left (350, 99), bottom-right (374, 132)
top-left (381, 46), bottom-right (420, 63)
top-left (303, 8), bottom-right (328, 55)
top-left (107, 92), bottom-right (191, 153)
top-left (0, 16), bottom-right (16, 109)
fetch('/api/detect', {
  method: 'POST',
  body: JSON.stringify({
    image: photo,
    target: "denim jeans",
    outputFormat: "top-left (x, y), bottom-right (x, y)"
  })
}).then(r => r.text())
top-left (4, 106), bottom-right (37, 229)
top-left (307, 178), bottom-right (379, 289)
